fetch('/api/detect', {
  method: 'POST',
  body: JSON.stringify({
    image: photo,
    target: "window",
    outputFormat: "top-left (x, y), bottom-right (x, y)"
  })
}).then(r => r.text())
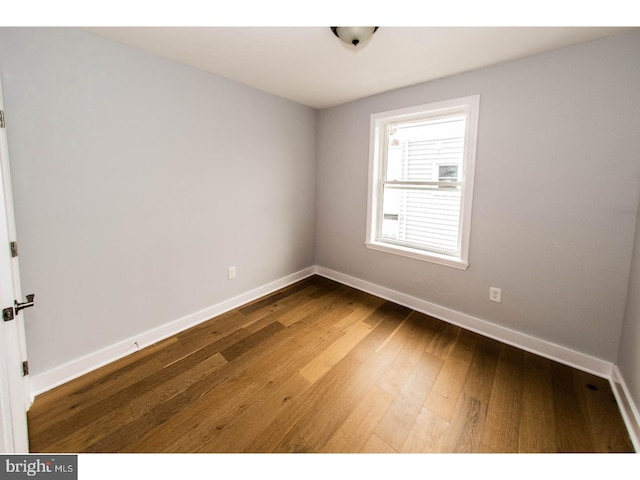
top-left (366, 95), bottom-right (479, 269)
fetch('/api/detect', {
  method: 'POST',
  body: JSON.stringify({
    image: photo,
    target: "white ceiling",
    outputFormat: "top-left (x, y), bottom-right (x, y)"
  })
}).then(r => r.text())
top-left (83, 27), bottom-right (632, 109)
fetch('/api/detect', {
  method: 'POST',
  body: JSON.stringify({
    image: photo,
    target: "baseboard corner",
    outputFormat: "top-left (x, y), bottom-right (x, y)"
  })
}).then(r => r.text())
top-left (611, 366), bottom-right (640, 452)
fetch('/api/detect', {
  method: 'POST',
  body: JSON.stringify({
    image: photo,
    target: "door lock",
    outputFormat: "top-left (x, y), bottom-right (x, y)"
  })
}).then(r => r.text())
top-left (14, 294), bottom-right (35, 314)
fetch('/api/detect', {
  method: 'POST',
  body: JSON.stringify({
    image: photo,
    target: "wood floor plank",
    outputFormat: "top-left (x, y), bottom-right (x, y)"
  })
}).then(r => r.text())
top-left (478, 443), bottom-right (500, 453)
top-left (424, 356), bottom-right (474, 423)
top-left (402, 406), bottom-right (450, 453)
top-left (461, 336), bottom-right (500, 404)
top-left (219, 321), bottom-right (285, 362)
top-left (299, 320), bottom-right (373, 383)
top-left (165, 327), bottom-right (249, 370)
top-left (518, 352), bottom-right (556, 452)
top-left (239, 313), bottom-right (279, 335)
top-left (196, 373), bottom-right (312, 453)
top-left (551, 362), bottom-right (596, 452)
top-left (276, 284), bottom-right (353, 327)
top-left (443, 336), bottom-right (500, 453)
top-left (37, 400), bottom-right (134, 453)
top-left (442, 392), bottom-right (488, 453)
top-left (346, 302), bottom-right (411, 364)
top-left (127, 352), bottom-right (228, 417)
top-left (243, 354), bottom-right (365, 453)
top-left (375, 312), bottom-right (437, 397)
top-left (576, 372), bottom-right (634, 452)
top-left (238, 276), bottom-right (318, 319)
top-left (424, 329), bottom-right (478, 422)
top-left (242, 303), bottom-right (408, 452)
top-left (27, 336), bottom-right (176, 433)
top-left (31, 325), bottom-right (254, 451)
top-left (238, 283), bottom-right (322, 332)
top-left (174, 370), bottom-right (313, 453)
top-left (425, 321), bottom-right (460, 360)
top-left (307, 277), bottom-right (343, 298)
top-left (360, 434), bottom-right (396, 453)
top-left (38, 352), bottom-right (229, 453)
top-left (27, 276), bottom-right (634, 454)
top-left (481, 344), bottom-right (524, 452)
top-left (291, 353), bottom-right (392, 451)
top-left (374, 349), bottom-right (442, 451)
top-left (374, 314), bottom-right (410, 355)
top-left (173, 310), bottom-right (248, 351)
top-left (124, 365), bottom-right (293, 452)
top-left (126, 304), bottom-right (354, 452)
top-left (334, 295), bottom-right (386, 330)
top-left (321, 384), bottom-right (394, 453)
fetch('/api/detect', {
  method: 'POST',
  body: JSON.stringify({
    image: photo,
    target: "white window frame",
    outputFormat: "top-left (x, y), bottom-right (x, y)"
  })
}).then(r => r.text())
top-left (365, 95), bottom-right (480, 270)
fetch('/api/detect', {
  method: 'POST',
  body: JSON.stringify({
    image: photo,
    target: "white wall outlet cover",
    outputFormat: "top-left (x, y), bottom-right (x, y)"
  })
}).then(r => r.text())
top-left (489, 287), bottom-right (501, 303)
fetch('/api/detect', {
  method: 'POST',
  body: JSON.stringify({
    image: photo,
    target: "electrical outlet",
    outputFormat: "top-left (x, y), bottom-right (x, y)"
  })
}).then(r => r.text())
top-left (489, 287), bottom-right (501, 303)
top-left (228, 266), bottom-right (236, 280)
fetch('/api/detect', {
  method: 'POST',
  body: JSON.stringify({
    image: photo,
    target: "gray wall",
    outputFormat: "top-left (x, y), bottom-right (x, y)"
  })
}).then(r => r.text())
top-left (315, 29), bottom-right (640, 362)
top-left (0, 28), bottom-right (317, 376)
top-left (619, 194), bottom-right (640, 422)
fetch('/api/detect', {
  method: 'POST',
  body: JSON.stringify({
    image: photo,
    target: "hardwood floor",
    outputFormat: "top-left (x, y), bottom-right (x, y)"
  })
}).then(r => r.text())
top-left (27, 275), bottom-right (634, 453)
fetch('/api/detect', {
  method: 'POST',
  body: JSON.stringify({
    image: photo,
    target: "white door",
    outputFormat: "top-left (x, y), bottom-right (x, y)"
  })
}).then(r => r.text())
top-left (0, 78), bottom-right (31, 453)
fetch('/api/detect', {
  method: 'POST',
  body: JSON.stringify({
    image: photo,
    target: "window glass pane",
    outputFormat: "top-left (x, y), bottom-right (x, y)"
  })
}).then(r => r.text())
top-left (386, 115), bottom-right (466, 182)
top-left (438, 164), bottom-right (459, 181)
top-left (381, 185), bottom-right (462, 254)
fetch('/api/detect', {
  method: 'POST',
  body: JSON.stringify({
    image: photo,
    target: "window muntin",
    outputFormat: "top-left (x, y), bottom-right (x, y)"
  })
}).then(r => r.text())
top-left (366, 96), bottom-right (479, 269)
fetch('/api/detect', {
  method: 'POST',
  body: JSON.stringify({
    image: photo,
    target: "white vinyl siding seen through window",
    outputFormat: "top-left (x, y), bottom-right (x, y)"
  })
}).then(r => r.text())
top-left (366, 95), bottom-right (480, 269)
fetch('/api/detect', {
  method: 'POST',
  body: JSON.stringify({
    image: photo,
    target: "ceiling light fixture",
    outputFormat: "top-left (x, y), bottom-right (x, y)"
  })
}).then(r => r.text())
top-left (330, 27), bottom-right (378, 47)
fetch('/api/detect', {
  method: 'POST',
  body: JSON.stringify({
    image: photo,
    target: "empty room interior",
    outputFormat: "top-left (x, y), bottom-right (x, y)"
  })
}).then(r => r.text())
top-left (1, 25), bottom-right (640, 455)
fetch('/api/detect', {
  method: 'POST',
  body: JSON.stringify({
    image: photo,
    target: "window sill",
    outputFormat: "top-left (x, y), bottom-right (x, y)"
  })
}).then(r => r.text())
top-left (365, 241), bottom-right (469, 270)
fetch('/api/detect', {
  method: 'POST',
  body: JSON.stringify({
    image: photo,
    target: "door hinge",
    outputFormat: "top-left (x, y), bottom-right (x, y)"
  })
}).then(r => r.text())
top-left (2, 307), bottom-right (14, 322)
top-left (10, 241), bottom-right (18, 257)
top-left (22, 361), bottom-right (29, 376)
top-left (0, 110), bottom-right (5, 128)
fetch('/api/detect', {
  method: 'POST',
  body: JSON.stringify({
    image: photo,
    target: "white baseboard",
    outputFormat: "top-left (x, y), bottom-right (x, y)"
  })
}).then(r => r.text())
top-left (611, 366), bottom-right (640, 452)
top-left (314, 266), bottom-right (614, 379)
top-left (30, 267), bottom-right (316, 397)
